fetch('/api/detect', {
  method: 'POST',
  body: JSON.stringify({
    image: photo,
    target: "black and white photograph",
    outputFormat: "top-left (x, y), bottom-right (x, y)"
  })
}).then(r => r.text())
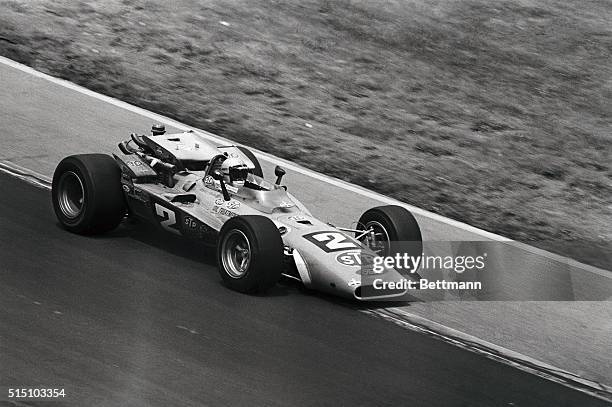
top-left (0, 0), bottom-right (610, 405)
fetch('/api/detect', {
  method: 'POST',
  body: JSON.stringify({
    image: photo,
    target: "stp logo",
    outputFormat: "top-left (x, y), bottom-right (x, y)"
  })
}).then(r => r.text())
top-left (336, 250), bottom-right (371, 267)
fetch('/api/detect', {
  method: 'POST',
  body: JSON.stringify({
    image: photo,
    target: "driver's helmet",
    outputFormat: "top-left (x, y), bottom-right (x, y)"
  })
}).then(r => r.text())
top-left (221, 157), bottom-right (250, 187)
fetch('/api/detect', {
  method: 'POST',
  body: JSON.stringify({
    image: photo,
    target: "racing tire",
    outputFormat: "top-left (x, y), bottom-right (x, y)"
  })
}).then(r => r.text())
top-left (217, 215), bottom-right (283, 294)
top-left (237, 146), bottom-right (263, 178)
top-left (52, 154), bottom-right (126, 235)
top-left (356, 205), bottom-right (422, 265)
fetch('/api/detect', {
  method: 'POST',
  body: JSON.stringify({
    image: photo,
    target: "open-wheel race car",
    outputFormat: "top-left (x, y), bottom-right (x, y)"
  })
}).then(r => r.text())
top-left (51, 125), bottom-right (422, 300)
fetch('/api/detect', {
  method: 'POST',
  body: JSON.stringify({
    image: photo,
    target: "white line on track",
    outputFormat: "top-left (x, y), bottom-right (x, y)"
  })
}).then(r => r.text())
top-left (2, 56), bottom-right (611, 401)
top-left (0, 160), bottom-right (51, 189)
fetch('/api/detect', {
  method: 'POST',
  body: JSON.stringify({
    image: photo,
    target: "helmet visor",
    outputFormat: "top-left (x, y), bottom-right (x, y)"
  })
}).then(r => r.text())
top-left (229, 166), bottom-right (249, 182)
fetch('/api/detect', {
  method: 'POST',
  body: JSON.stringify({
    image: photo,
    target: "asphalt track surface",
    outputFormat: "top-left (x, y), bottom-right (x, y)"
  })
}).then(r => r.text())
top-left (1, 172), bottom-right (609, 406)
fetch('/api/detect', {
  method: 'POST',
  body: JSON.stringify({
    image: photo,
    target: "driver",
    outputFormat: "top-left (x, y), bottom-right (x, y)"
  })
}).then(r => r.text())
top-left (220, 157), bottom-right (250, 188)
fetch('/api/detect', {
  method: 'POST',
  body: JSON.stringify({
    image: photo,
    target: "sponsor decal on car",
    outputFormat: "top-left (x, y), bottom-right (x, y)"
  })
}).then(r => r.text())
top-left (184, 216), bottom-right (199, 229)
top-left (335, 250), bottom-right (384, 274)
top-left (212, 205), bottom-right (238, 218)
top-left (204, 175), bottom-right (215, 186)
top-left (278, 200), bottom-right (295, 208)
top-left (347, 278), bottom-right (361, 287)
top-left (182, 216), bottom-right (215, 239)
top-left (123, 158), bottom-right (156, 177)
top-left (335, 250), bottom-right (370, 266)
top-left (303, 231), bottom-right (360, 253)
top-left (214, 198), bottom-right (240, 209)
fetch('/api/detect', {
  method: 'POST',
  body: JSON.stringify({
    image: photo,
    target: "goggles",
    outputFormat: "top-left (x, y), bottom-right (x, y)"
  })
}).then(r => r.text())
top-left (228, 166), bottom-right (249, 182)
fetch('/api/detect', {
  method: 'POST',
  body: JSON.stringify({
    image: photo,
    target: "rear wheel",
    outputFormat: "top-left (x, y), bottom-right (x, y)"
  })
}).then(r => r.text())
top-left (51, 154), bottom-right (126, 234)
top-left (217, 215), bottom-right (283, 293)
top-left (356, 205), bottom-right (422, 271)
top-left (237, 146), bottom-right (263, 178)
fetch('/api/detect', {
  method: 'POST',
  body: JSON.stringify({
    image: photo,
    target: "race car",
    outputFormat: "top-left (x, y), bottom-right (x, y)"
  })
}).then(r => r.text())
top-left (51, 125), bottom-right (422, 300)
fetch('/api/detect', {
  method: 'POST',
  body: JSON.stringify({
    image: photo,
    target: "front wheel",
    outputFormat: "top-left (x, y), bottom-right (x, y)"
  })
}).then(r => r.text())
top-left (217, 215), bottom-right (283, 293)
top-left (356, 205), bottom-right (422, 268)
top-left (51, 154), bottom-right (126, 234)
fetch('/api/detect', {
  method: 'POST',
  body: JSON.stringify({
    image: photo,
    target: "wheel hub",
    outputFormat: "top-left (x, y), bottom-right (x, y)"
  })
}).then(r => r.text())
top-left (221, 229), bottom-right (252, 278)
top-left (363, 220), bottom-right (390, 256)
top-left (57, 171), bottom-right (85, 219)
